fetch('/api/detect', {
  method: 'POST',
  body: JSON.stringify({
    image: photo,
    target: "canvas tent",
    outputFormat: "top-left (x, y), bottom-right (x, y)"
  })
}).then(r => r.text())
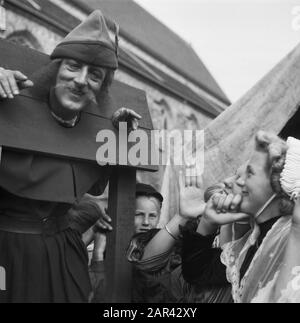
top-left (159, 42), bottom-right (300, 225)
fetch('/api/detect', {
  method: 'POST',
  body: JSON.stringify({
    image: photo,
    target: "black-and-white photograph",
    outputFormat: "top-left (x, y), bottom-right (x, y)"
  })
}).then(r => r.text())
top-left (0, 0), bottom-right (299, 306)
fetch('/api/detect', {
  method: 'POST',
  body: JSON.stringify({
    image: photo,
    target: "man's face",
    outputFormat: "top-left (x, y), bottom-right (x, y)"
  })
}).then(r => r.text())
top-left (55, 59), bottom-right (107, 112)
top-left (134, 196), bottom-right (161, 234)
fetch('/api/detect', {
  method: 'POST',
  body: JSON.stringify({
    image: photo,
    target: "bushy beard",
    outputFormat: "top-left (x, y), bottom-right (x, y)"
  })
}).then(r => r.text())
top-left (53, 83), bottom-right (98, 109)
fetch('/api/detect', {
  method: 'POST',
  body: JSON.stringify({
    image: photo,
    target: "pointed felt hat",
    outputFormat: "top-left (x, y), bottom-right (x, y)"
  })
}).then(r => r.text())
top-left (51, 10), bottom-right (118, 70)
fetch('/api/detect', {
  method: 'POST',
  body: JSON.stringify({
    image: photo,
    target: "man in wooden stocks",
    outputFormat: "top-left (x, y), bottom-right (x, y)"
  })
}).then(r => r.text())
top-left (0, 10), bottom-right (141, 303)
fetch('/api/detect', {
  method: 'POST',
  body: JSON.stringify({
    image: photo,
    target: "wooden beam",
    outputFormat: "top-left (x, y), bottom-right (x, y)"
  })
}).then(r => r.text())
top-left (105, 167), bottom-right (136, 303)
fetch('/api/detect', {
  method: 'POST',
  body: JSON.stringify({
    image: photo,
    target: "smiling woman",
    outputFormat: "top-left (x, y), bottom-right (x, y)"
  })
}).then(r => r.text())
top-left (0, 266), bottom-right (5, 291)
top-left (180, 131), bottom-right (300, 303)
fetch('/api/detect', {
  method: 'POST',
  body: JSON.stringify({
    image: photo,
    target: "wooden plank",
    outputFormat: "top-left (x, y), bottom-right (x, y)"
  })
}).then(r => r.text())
top-left (0, 39), bottom-right (157, 172)
top-left (105, 167), bottom-right (136, 303)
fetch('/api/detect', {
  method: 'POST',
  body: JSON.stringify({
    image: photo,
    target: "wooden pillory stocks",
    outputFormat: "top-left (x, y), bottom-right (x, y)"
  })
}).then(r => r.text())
top-left (0, 39), bottom-right (157, 302)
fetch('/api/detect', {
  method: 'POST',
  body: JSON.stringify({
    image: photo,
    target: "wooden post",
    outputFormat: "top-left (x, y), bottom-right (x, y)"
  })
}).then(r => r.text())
top-left (106, 167), bottom-right (136, 303)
